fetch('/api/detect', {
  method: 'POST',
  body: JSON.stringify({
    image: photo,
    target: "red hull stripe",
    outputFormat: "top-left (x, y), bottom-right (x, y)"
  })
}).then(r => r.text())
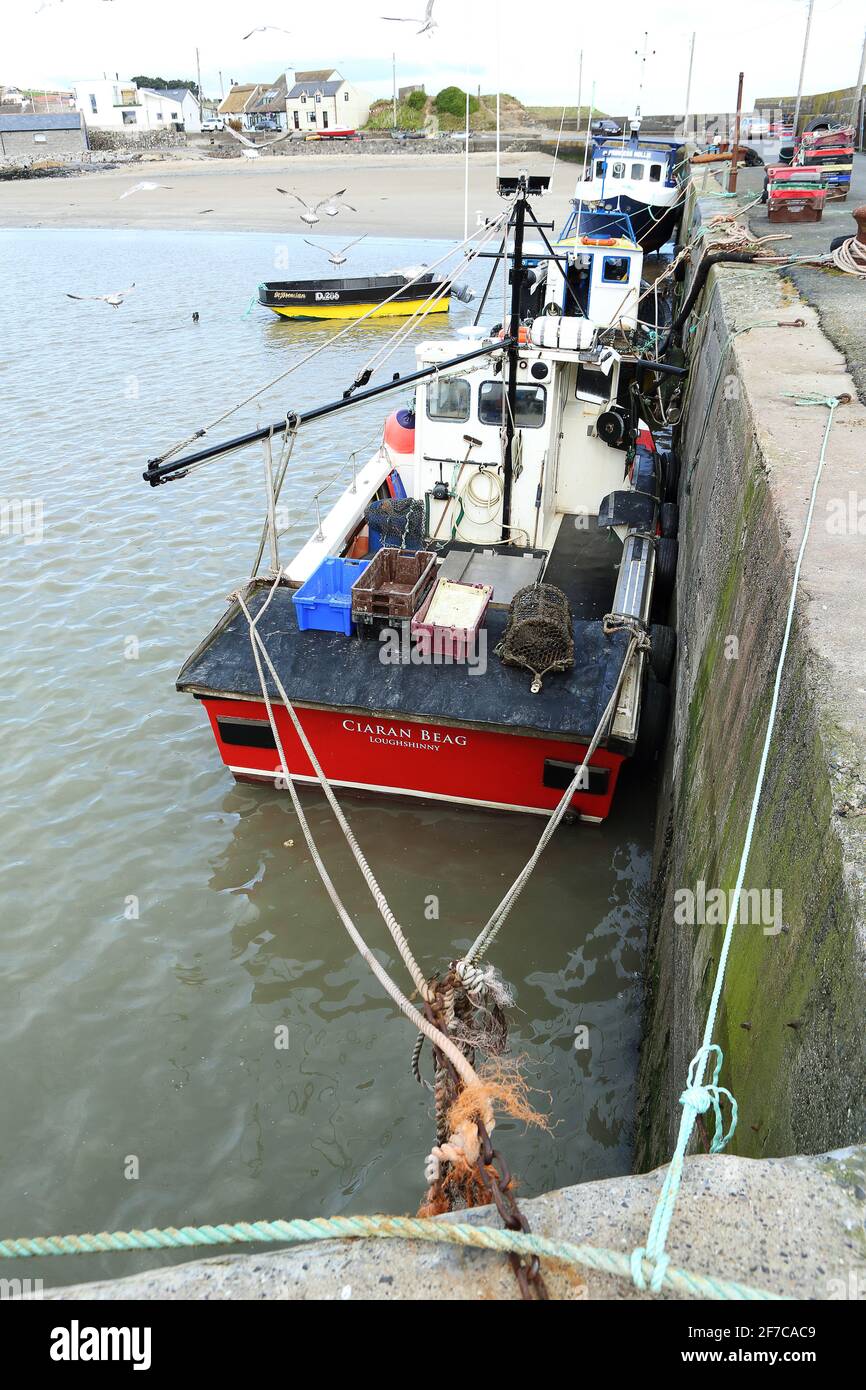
top-left (201, 697), bottom-right (625, 820)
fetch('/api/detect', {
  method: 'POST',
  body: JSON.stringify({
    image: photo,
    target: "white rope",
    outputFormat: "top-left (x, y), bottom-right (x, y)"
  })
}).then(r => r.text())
top-left (237, 577), bottom-right (432, 1002)
top-left (461, 633), bottom-right (644, 971)
top-left (830, 236), bottom-right (866, 277)
top-left (236, 584), bottom-right (481, 1089)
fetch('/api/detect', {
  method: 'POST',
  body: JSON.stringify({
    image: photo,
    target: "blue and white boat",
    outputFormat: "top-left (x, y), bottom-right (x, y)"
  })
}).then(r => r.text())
top-left (576, 120), bottom-right (685, 253)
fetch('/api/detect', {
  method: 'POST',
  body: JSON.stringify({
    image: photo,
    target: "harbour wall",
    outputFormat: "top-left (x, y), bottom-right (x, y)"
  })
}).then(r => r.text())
top-left (634, 193), bottom-right (866, 1169)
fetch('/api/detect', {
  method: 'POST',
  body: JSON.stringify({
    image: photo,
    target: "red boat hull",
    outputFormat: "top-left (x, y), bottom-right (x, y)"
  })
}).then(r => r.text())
top-left (200, 696), bottom-right (625, 820)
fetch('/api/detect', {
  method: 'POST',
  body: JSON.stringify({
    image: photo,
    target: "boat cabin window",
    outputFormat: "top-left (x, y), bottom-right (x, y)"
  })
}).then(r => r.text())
top-left (575, 364), bottom-right (612, 403)
top-left (649, 164), bottom-right (662, 182)
top-left (611, 161), bottom-right (626, 179)
top-left (427, 378), bottom-right (471, 422)
top-left (478, 382), bottom-right (547, 429)
top-left (595, 160), bottom-right (605, 178)
top-left (601, 256), bottom-right (630, 283)
top-left (631, 162), bottom-right (645, 180)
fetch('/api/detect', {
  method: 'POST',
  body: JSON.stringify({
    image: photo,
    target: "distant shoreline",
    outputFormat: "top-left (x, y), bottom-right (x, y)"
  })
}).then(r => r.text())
top-left (0, 149), bottom-right (570, 240)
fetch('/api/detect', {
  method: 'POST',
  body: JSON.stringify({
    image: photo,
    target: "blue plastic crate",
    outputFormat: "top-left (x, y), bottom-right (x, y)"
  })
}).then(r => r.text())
top-left (292, 556), bottom-right (371, 636)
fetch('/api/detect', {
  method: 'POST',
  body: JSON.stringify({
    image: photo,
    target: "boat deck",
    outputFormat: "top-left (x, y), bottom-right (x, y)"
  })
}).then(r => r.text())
top-left (178, 525), bottom-right (628, 743)
top-left (178, 590), bottom-right (629, 743)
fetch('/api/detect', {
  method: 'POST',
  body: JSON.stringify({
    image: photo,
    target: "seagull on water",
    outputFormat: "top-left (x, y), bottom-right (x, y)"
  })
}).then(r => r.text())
top-left (276, 188), bottom-right (356, 225)
top-left (304, 235), bottom-right (367, 267)
top-left (118, 182), bottom-right (172, 200)
top-left (382, 0), bottom-right (438, 35)
top-left (66, 283), bottom-right (135, 309)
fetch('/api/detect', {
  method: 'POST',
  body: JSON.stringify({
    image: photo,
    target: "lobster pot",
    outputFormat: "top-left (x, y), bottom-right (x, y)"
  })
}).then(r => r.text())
top-left (499, 583), bottom-right (574, 692)
top-left (365, 497), bottom-right (425, 553)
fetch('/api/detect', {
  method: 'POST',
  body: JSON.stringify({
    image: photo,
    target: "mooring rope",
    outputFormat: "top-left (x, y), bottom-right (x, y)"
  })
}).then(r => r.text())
top-left (630, 392), bottom-right (843, 1294)
top-left (235, 583), bottom-right (480, 1089)
top-left (460, 631), bottom-right (645, 973)
top-left (0, 1214), bottom-right (786, 1300)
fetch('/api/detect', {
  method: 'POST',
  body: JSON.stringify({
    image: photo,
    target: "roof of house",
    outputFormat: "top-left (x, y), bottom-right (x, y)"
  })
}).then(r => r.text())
top-left (295, 69), bottom-right (338, 82)
top-left (288, 79), bottom-right (345, 100)
top-left (0, 112), bottom-right (83, 131)
top-left (249, 74), bottom-right (289, 114)
top-left (141, 87), bottom-right (194, 105)
top-left (218, 84), bottom-right (261, 115)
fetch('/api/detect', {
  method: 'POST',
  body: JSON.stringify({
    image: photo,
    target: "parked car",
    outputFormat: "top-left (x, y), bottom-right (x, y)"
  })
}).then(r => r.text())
top-left (592, 119), bottom-right (622, 136)
top-left (743, 118), bottom-right (770, 139)
top-left (201, 118), bottom-right (225, 132)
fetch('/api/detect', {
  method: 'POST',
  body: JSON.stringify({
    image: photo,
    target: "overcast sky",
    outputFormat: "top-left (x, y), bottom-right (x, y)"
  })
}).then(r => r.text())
top-left (7, 0), bottom-right (866, 113)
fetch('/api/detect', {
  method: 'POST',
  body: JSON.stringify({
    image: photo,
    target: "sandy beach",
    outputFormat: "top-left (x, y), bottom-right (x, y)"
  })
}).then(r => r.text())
top-left (0, 149), bottom-right (572, 239)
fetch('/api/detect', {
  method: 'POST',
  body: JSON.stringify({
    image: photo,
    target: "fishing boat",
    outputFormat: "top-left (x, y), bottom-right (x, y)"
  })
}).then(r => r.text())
top-left (146, 174), bottom-right (684, 823)
top-left (259, 271), bottom-right (452, 321)
top-left (577, 122), bottom-right (685, 253)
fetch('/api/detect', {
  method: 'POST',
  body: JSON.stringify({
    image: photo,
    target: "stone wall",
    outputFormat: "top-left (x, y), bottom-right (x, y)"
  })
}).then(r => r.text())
top-left (634, 198), bottom-right (866, 1170)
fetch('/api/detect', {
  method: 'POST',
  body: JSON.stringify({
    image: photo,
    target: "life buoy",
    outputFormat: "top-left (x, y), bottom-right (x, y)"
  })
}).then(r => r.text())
top-left (497, 326), bottom-right (530, 343)
top-left (580, 236), bottom-right (618, 247)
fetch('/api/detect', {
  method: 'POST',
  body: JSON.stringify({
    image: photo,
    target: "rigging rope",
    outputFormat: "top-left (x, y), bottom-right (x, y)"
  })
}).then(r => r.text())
top-left (152, 219), bottom-right (514, 468)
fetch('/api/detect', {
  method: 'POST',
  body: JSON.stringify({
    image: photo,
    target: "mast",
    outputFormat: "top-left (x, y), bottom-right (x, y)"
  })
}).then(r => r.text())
top-left (501, 179), bottom-right (528, 539)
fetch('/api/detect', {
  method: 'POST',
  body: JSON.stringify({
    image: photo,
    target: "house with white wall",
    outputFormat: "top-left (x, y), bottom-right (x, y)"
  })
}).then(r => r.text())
top-left (285, 69), bottom-right (370, 133)
top-left (73, 79), bottom-right (201, 132)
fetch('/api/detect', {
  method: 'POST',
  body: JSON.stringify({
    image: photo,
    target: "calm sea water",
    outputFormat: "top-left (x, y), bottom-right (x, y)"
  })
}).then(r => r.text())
top-left (0, 227), bottom-right (654, 1287)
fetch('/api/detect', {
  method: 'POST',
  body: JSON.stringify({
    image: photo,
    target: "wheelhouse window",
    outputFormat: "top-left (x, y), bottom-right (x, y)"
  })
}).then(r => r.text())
top-left (631, 162), bottom-right (645, 180)
top-left (601, 256), bottom-right (629, 283)
top-left (478, 382), bottom-right (547, 429)
top-left (427, 377), bottom-right (470, 422)
top-left (611, 161), bottom-right (625, 179)
top-left (595, 159), bottom-right (605, 178)
top-left (649, 163), bottom-right (662, 182)
top-left (575, 364), bottom-right (612, 403)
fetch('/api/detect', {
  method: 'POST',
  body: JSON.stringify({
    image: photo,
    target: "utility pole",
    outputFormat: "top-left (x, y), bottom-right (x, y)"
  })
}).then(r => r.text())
top-left (218, 70), bottom-right (225, 100)
top-left (729, 70), bottom-right (744, 193)
top-left (392, 52), bottom-right (397, 127)
top-left (792, 0), bottom-right (815, 137)
top-left (849, 29), bottom-right (866, 141)
top-left (195, 46), bottom-right (203, 121)
top-left (683, 31), bottom-right (695, 139)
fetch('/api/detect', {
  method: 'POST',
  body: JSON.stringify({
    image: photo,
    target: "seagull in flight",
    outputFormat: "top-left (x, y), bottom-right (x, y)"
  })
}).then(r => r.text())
top-left (66, 283), bottom-right (135, 309)
top-left (224, 125), bottom-right (293, 155)
top-left (276, 188), bottom-right (356, 225)
top-left (382, 0), bottom-right (438, 35)
top-left (118, 181), bottom-right (171, 200)
top-left (242, 25), bottom-right (292, 39)
top-left (304, 235), bottom-right (367, 267)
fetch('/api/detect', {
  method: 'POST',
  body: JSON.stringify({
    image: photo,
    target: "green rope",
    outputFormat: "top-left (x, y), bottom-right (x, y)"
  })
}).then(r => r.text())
top-left (0, 1213), bottom-right (786, 1300)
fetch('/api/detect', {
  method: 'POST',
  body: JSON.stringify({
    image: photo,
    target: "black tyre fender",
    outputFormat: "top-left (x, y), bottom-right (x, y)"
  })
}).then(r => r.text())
top-left (660, 501), bottom-right (679, 539)
top-left (661, 450), bottom-right (680, 502)
top-left (636, 673), bottom-right (671, 762)
top-left (649, 623), bottom-right (677, 684)
top-left (655, 536), bottom-right (679, 597)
